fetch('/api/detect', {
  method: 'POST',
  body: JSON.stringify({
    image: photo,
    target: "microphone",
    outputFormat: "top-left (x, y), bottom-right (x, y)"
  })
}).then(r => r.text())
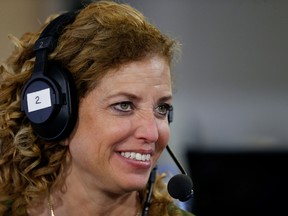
top-left (166, 145), bottom-right (194, 201)
top-left (166, 106), bottom-right (193, 201)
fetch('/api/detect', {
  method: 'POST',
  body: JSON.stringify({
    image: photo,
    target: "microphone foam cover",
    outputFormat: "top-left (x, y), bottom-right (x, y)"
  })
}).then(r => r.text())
top-left (167, 174), bottom-right (193, 201)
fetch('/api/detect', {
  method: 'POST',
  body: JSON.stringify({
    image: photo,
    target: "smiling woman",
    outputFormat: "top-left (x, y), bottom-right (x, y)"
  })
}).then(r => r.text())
top-left (0, 1), bottom-right (194, 216)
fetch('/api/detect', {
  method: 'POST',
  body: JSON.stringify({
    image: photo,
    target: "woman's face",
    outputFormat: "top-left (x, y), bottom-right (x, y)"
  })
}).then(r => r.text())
top-left (67, 55), bottom-right (172, 195)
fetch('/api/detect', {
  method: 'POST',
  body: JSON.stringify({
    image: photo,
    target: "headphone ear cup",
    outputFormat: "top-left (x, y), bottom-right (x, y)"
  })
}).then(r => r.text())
top-left (21, 62), bottom-right (78, 141)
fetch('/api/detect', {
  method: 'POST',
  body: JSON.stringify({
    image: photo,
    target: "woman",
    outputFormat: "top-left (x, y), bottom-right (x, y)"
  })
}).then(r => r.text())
top-left (0, 1), bottom-right (194, 215)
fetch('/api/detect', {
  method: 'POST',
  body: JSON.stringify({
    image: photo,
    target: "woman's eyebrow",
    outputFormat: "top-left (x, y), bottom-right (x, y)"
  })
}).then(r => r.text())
top-left (104, 92), bottom-right (172, 103)
top-left (158, 95), bottom-right (173, 103)
top-left (104, 92), bottom-right (141, 101)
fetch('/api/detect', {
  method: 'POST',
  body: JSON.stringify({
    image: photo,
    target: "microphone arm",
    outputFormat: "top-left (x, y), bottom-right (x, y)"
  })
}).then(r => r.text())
top-left (166, 145), bottom-right (187, 175)
top-left (166, 107), bottom-right (187, 176)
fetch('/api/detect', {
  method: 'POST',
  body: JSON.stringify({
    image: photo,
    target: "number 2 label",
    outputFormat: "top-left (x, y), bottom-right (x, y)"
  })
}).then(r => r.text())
top-left (27, 88), bottom-right (52, 112)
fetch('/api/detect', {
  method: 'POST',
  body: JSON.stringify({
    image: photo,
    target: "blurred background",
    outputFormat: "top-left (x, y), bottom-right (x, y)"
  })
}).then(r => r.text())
top-left (1, 1), bottom-right (288, 215)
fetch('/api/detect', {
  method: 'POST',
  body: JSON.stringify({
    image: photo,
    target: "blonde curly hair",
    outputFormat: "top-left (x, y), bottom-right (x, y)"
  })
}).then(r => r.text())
top-left (0, 1), bottom-right (181, 215)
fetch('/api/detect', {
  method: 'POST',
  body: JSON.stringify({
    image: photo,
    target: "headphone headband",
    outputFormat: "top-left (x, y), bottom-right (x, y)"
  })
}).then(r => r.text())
top-left (34, 11), bottom-right (77, 52)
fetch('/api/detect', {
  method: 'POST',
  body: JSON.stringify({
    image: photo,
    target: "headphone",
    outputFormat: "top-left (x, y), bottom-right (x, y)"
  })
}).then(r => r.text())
top-left (21, 11), bottom-right (79, 141)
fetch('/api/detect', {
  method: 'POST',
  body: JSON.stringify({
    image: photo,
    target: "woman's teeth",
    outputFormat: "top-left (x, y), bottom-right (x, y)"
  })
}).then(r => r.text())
top-left (120, 152), bottom-right (151, 162)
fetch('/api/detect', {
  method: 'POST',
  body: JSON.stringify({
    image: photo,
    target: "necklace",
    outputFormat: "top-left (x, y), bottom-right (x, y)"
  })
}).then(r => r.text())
top-left (48, 193), bottom-right (55, 216)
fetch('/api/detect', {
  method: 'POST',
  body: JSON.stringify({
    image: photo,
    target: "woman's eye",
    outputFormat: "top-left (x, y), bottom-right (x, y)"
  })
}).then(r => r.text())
top-left (155, 104), bottom-right (172, 116)
top-left (113, 102), bottom-right (133, 112)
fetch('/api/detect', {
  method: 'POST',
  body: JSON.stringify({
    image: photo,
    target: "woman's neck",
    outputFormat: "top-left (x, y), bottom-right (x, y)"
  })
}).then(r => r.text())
top-left (48, 186), bottom-right (141, 216)
top-left (27, 178), bottom-right (141, 216)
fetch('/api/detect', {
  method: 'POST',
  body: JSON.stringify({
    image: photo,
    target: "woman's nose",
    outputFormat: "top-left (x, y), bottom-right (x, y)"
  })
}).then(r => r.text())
top-left (134, 113), bottom-right (159, 143)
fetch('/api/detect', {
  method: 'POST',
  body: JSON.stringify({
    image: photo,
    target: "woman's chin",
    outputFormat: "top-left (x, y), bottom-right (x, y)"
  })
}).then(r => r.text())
top-left (117, 174), bottom-right (150, 193)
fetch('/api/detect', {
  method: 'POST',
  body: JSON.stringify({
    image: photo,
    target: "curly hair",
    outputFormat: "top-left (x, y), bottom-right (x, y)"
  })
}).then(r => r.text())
top-left (0, 1), bottom-right (181, 215)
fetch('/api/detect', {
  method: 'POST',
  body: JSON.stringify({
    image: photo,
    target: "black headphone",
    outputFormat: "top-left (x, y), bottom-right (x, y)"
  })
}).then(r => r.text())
top-left (21, 11), bottom-right (79, 141)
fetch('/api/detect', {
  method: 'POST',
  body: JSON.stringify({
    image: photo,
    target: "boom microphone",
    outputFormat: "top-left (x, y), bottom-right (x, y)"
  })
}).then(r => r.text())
top-left (165, 107), bottom-right (193, 201)
top-left (166, 145), bottom-right (193, 201)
